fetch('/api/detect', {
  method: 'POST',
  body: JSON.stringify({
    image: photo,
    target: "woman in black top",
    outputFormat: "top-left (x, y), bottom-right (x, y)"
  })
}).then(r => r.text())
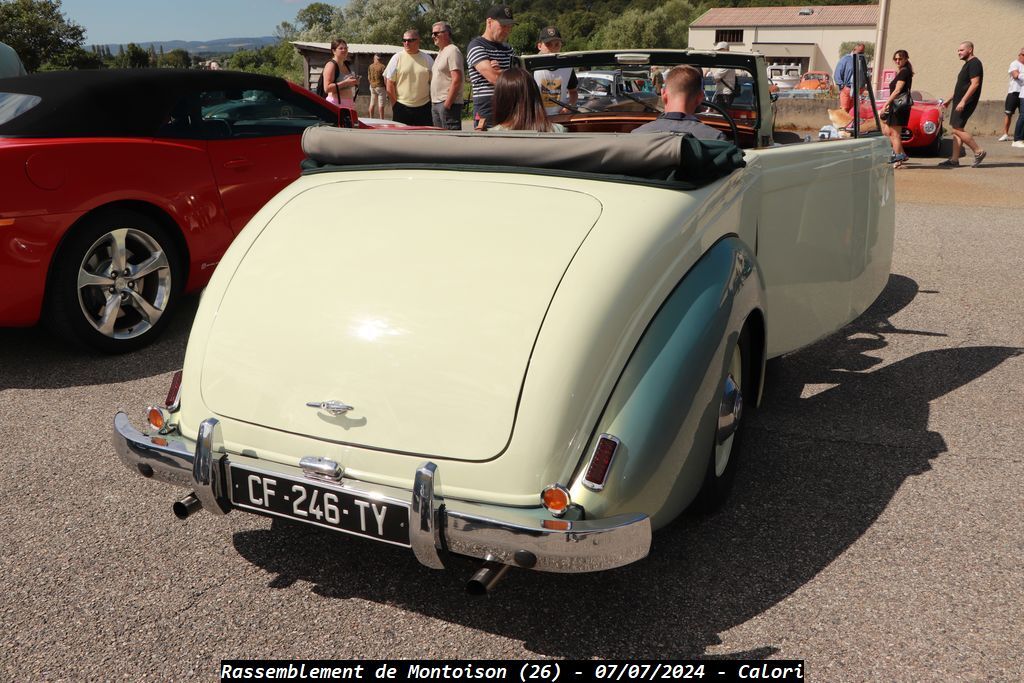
top-left (882, 50), bottom-right (914, 166)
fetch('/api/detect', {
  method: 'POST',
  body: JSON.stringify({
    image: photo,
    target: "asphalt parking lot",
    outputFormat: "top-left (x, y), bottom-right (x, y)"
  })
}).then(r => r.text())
top-left (1, 136), bottom-right (1022, 682)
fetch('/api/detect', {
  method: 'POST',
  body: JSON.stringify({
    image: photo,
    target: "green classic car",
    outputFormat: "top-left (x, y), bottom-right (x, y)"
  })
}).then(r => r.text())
top-left (114, 50), bottom-right (893, 592)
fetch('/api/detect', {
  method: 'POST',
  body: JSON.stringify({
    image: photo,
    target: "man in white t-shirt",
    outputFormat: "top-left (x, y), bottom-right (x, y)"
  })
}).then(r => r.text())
top-left (709, 41), bottom-right (737, 107)
top-left (430, 21), bottom-right (464, 130)
top-left (532, 26), bottom-right (577, 116)
top-left (1000, 48), bottom-right (1023, 141)
top-left (1006, 48), bottom-right (1024, 146)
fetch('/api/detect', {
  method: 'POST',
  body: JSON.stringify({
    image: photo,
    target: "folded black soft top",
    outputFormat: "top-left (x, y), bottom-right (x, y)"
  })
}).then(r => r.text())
top-left (0, 69), bottom-right (296, 138)
top-left (301, 127), bottom-right (745, 186)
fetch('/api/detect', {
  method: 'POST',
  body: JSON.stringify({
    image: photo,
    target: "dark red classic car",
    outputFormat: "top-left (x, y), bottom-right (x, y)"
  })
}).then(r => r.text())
top-left (0, 69), bottom-right (355, 352)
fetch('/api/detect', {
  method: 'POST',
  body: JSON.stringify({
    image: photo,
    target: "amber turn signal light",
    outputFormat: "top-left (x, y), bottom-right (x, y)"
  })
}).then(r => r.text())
top-left (542, 518), bottom-right (572, 531)
top-left (147, 406), bottom-right (167, 432)
top-left (541, 484), bottom-right (571, 517)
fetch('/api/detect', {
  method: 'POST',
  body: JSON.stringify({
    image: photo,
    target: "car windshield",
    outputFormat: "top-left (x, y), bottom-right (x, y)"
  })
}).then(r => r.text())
top-left (563, 65), bottom-right (756, 116)
top-left (0, 92), bottom-right (42, 127)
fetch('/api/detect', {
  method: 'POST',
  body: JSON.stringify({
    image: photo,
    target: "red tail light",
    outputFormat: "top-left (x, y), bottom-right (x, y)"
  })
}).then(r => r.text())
top-left (165, 370), bottom-right (183, 410)
top-left (583, 434), bottom-right (620, 491)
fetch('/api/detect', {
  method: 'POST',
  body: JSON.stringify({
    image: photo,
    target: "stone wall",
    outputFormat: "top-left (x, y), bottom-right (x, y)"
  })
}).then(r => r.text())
top-left (774, 98), bottom-right (1008, 135)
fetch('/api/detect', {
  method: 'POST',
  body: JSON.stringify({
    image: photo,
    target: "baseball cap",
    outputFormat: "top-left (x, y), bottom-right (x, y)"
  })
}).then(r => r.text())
top-left (714, 41), bottom-right (730, 51)
top-left (486, 5), bottom-right (515, 26)
top-left (538, 26), bottom-right (562, 43)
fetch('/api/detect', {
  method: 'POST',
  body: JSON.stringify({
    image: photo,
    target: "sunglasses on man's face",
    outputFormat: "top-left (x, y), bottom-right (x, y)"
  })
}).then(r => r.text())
top-left (431, 31), bottom-right (447, 36)
top-left (403, 38), bottom-right (418, 43)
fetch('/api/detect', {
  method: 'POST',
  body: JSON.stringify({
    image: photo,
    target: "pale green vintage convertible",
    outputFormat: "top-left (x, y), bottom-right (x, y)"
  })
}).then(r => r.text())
top-left (114, 50), bottom-right (892, 592)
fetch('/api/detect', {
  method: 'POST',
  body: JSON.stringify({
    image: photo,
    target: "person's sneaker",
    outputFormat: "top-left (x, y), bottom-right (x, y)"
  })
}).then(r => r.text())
top-left (1012, 141), bottom-right (1024, 148)
top-left (971, 150), bottom-right (987, 167)
top-left (937, 158), bottom-right (960, 167)
top-left (997, 134), bottom-right (1010, 141)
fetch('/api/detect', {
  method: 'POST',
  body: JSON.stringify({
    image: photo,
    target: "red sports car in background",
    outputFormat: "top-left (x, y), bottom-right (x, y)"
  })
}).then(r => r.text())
top-left (861, 89), bottom-right (945, 155)
top-left (0, 69), bottom-right (355, 352)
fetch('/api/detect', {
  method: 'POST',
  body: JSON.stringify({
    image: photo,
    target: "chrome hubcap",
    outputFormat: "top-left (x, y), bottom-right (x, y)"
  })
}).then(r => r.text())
top-left (714, 345), bottom-right (744, 477)
top-left (76, 228), bottom-right (171, 340)
top-left (717, 374), bottom-right (743, 445)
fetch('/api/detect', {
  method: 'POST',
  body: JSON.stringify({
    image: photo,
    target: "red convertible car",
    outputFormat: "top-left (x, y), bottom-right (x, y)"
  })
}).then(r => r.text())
top-left (861, 89), bottom-right (945, 155)
top-left (0, 69), bottom-right (355, 352)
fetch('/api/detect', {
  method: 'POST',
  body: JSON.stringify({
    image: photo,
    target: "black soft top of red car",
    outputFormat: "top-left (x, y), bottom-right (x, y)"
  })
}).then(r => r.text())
top-left (0, 69), bottom-right (297, 138)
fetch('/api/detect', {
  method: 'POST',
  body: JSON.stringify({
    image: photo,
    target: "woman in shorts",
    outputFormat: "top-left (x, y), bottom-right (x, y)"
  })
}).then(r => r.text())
top-left (881, 50), bottom-right (913, 168)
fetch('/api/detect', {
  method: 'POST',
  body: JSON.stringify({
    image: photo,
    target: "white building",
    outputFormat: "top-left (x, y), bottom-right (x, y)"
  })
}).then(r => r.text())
top-left (689, 5), bottom-right (879, 77)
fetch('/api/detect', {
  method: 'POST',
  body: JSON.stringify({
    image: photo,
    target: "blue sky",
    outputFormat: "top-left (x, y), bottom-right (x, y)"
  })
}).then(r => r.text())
top-left (60, 0), bottom-right (334, 45)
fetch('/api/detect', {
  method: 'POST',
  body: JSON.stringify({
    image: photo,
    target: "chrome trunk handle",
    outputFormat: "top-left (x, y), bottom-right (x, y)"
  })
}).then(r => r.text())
top-left (306, 400), bottom-right (354, 416)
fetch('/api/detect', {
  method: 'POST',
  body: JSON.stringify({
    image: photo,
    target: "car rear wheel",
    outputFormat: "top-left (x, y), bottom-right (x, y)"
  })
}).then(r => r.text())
top-left (46, 209), bottom-right (183, 353)
top-left (694, 327), bottom-right (750, 512)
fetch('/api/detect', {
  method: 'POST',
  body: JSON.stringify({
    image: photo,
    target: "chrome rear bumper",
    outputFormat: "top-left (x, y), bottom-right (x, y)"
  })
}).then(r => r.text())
top-left (113, 412), bottom-right (651, 573)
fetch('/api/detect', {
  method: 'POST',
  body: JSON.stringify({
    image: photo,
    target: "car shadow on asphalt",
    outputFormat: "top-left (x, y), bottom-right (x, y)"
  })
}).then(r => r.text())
top-left (230, 274), bottom-right (1022, 659)
top-left (0, 294), bottom-right (198, 390)
top-left (905, 162), bottom-right (1024, 170)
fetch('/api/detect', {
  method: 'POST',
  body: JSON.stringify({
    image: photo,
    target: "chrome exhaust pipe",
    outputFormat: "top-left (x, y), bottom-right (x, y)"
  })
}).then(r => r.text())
top-left (466, 556), bottom-right (511, 595)
top-left (172, 492), bottom-right (203, 520)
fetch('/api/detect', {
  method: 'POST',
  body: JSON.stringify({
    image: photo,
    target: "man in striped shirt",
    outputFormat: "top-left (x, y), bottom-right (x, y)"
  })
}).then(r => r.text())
top-left (467, 5), bottom-right (516, 130)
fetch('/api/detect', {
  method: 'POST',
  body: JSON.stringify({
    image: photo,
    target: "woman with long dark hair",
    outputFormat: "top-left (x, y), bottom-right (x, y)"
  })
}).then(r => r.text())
top-left (324, 39), bottom-right (359, 109)
top-left (490, 67), bottom-right (564, 132)
top-left (881, 49), bottom-right (914, 167)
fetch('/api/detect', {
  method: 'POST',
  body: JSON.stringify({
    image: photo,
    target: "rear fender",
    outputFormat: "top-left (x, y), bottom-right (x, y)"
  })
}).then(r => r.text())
top-left (569, 236), bottom-right (765, 527)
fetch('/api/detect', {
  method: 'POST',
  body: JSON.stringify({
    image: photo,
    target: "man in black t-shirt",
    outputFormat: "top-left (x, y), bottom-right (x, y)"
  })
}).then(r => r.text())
top-left (939, 41), bottom-right (986, 167)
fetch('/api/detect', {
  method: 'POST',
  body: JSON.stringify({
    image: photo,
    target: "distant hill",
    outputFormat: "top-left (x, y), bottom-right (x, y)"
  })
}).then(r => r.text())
top-left (94, 37), bottom-right (279, 55)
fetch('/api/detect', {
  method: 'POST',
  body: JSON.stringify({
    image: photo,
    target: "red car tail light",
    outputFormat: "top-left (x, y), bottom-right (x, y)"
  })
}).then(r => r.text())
top-left (583, 434), bottom-right (620, 491)
top-left (165, 369), bottom-right (183, 409)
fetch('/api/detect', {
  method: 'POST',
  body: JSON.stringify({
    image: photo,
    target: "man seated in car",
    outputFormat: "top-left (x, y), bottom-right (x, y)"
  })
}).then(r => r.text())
top-left (630, 65), bottom-right (727, 140)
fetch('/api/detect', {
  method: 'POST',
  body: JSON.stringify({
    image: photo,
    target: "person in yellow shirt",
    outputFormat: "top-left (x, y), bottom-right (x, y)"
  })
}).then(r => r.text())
top-left (385, 29), bottom-right (434, 126)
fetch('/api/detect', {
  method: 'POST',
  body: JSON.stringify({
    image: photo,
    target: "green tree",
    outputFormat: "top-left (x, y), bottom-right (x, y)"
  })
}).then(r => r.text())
top-left (41, 44), bottom-right (103, 70)
top-left (339, 0), bottom-right (487, 46)
top-left (589, 0), bottom-right (695, 50)
top-left (0, 0), bottom-right (86, 72)
top-left (341, 0), bottom-right (423, 45)
top-left (295, 2), bottom-right (340, 32)
top-left (124, 42), bottom-right (149, 68)
top-left (225, 42), bottom-right (303, 83)
top-left (506, 11), bottom-right (544, 55)
top-left (551, 10), bottom-right (598, 52)
top-left (163, 48), bottom-right (191, 69)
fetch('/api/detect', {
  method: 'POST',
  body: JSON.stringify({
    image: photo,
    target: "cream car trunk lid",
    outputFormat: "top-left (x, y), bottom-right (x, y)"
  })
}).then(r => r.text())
top-left (201, 177), bottom-right (602, 461)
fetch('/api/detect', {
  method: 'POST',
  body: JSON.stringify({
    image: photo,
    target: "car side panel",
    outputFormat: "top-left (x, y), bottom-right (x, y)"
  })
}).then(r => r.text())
top-left (743, 135), bottom-right (894, 356)
top-left (0, 138), bottom-right (235, 325)
top-left (0, 211), bottom-right (74, 326)
top-left (206, 135), bottom-right (308, 234)
top-left (569, 237), bottom-right (765, 527)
